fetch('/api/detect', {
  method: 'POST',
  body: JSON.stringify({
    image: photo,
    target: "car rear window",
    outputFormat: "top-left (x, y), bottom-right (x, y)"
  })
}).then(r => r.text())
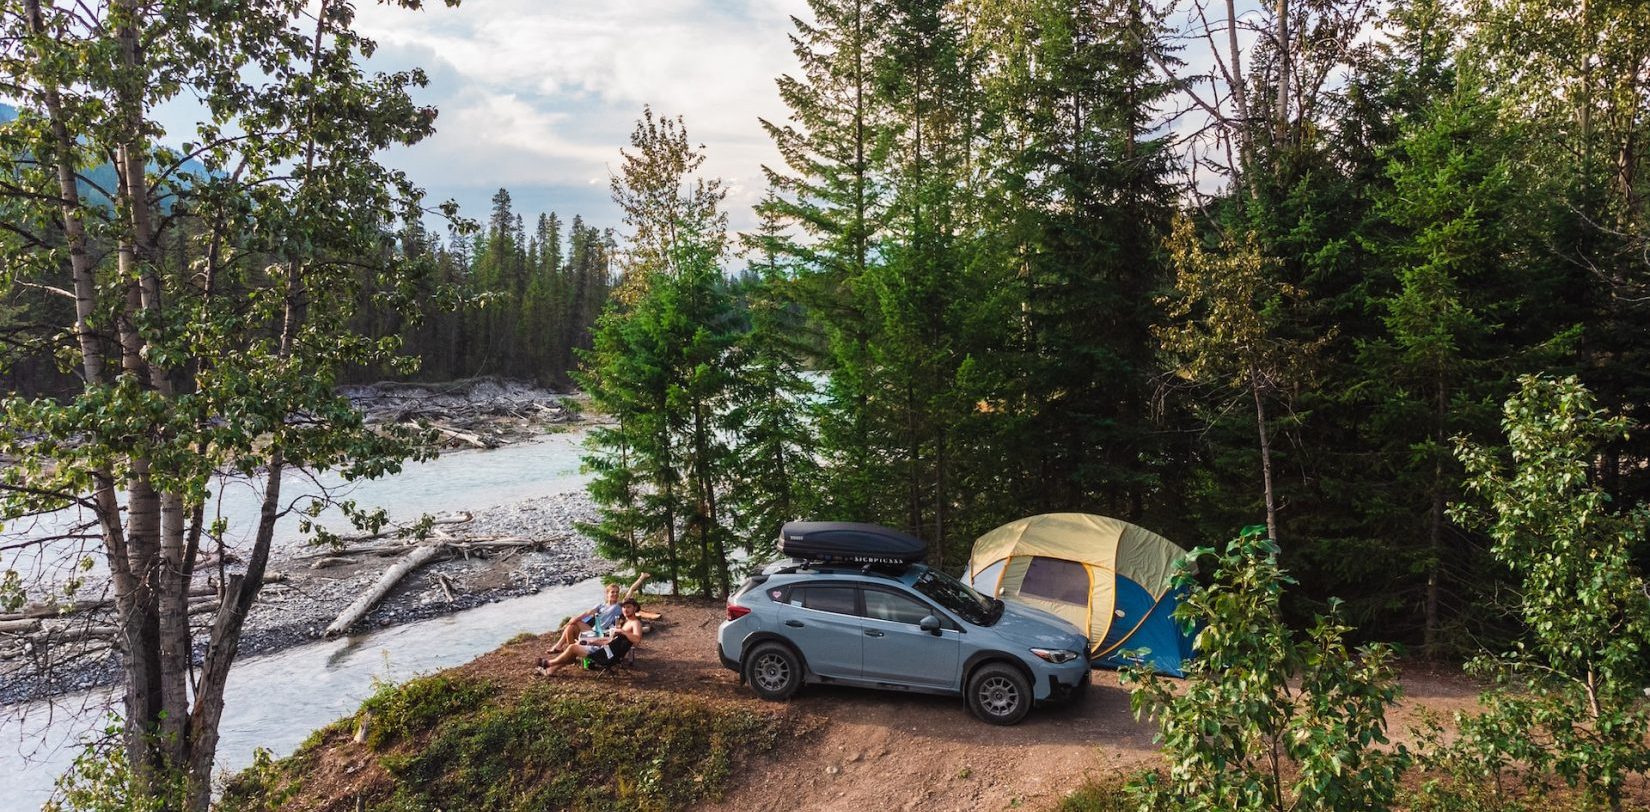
top-left (799, 585), bottom-right (859, 616)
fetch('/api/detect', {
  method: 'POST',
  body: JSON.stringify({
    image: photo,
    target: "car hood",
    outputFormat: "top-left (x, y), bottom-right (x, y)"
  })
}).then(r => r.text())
top-left (990, 601), bottom-right (1087, 651)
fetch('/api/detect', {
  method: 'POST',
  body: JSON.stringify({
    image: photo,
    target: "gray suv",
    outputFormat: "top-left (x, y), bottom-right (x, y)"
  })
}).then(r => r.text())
top-left (717, 523), bottom-right (1090, 725)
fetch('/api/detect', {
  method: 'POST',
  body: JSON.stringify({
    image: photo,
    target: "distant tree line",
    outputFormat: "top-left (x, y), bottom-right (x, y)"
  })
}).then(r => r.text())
top-left (351, 190), bottom-right (614, 387)
top-left (2, 187), bottom-right (613, 394)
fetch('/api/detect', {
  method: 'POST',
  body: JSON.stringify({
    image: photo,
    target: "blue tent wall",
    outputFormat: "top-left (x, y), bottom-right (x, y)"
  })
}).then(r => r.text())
top-left (1093, 579), bottom-right (1193, 677)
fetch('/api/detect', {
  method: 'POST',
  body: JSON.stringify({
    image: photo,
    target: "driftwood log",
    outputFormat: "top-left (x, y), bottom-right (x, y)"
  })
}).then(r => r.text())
top-left (322, 544), bottom-right (442, 638)
top-left (293, 513), bottom-right (475, 560)
top-left (0, 582), bottom-right (229, 623)
top-left (428, 423), bottom-right (500, 449)
top-left (318, 534), bottom-right (564, 637)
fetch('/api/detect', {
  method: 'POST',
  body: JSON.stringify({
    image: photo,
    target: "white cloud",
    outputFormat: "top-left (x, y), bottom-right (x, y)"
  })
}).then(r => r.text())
top-left (355, 0), bottom-right (811, 233)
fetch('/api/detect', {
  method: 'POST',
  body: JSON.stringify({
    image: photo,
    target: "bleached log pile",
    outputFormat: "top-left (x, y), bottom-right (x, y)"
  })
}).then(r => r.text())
top-left (340, 377), bottom-right (576, 449)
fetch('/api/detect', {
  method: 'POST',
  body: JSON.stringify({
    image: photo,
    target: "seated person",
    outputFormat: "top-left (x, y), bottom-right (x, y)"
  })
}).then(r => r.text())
top-left (537, 598), bottom-right (643, 676)
top-left (548, 572), bottom-right (647, 654)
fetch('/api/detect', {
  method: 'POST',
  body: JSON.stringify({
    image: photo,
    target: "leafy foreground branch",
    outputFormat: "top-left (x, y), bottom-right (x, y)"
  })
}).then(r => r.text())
top-left (1422, 375), bottom-right (1650, 812)
top-left (1122, 527), bottom-right (1410, 812)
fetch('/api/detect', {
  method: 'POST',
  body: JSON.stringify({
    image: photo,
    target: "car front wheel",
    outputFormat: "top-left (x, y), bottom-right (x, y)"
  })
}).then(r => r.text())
top-left (967, 662), bottom-right (1032, 725)
top-left (744, 642), bottom-right (802, 701)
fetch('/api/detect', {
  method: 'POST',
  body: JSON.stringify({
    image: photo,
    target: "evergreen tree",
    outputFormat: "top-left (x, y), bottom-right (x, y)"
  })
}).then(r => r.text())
top-left (967, 0), bottom-right (1178, 530)
top-left (727, 197), bottom-right (824, 564)
top-left (582, 111), bottom-right (739, 597)
top-left (759, 0), bottom-right (892, 521)
top-left (1360, 76), bottom-right (1574, 651)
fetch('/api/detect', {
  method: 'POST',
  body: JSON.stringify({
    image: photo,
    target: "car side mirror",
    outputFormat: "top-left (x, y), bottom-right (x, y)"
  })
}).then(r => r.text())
top-left (919, 615), bottom-right (942, 635)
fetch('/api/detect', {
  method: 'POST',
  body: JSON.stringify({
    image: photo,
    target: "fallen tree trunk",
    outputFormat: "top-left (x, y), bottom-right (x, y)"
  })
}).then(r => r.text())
top-left (429, 423), bottom-right (499, 449)
top-left (323, 544), bottom-right (442, 638)
top-left (25, 625), bottom-right (120, 645)
top-left (0, 618), bottom-right (42, 634)
top-left (293, 513), bottom-right (474, 559)
top-left (0, 582), bottom-right (229, 622)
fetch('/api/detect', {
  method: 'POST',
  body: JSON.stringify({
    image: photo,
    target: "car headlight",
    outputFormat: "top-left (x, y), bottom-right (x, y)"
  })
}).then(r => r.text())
top-left (1030, 647), bottom-right (1080, 664)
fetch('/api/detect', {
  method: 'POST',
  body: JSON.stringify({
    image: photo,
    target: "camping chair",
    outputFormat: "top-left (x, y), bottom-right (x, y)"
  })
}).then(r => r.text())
top-left (583, 645), bottom-right (638, 680)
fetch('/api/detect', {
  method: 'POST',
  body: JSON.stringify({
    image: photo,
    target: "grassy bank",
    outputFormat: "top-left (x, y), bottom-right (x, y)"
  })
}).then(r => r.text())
top-left (221, 672), bottom-right (795, 812)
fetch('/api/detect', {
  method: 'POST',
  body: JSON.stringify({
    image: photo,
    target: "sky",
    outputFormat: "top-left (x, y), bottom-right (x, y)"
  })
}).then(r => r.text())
top-left (346, 0), bottom-right (813, 239)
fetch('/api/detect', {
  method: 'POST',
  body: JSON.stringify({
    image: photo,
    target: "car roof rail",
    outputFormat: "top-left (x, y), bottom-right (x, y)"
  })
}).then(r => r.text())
top-left (775, 559), bottom-right (911, 580)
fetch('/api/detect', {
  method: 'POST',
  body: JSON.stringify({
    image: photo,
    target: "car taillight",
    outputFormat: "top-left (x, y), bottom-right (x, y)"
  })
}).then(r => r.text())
top-left (727, 603), bottom-right (752, 621)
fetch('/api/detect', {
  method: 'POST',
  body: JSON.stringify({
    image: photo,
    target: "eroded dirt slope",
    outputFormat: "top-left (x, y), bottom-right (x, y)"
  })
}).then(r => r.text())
top-left (459, 600), bottom-right (1487, 812)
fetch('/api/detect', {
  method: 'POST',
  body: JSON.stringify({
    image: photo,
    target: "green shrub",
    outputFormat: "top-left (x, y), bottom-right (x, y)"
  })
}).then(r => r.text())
top-left (1122, 527), bottom-right (1410, 811)
top-left (1058, 772), bottom-right (1133, 812)
top-left (358, 673), bottom-right (499, 749)
top-left (44, 716), bottom-right (184, 812)
top-left (379, 682), bottom-right (782, 811)
top-left (1437, 375), bottom-right (1650, 811)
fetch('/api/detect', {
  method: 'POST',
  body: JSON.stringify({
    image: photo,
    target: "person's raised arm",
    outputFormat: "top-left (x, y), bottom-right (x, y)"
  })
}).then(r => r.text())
top-left (620, 571), bottom-right (649, 601)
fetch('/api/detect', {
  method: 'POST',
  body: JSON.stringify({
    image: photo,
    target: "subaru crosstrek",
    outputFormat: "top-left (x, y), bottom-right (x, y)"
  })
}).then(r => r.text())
top-left (717, 557), bottom-right (1091, 724)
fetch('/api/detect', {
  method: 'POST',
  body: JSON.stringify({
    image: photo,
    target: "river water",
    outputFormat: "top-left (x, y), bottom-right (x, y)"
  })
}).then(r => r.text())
top-left (0, 431), bottom-right (600, 811)
top-left (1, 429), bottom-right (593, 586)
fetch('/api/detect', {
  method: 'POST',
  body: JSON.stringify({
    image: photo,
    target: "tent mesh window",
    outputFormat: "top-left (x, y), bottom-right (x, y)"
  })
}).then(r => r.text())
top-left (970, 559), bottom-right (1007, 593)
top-left (1020, 557), bottom-right (1089, 605)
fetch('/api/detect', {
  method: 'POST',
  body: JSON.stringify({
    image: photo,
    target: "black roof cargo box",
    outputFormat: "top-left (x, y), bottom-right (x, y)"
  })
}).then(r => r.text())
top-left (779, 521), bottom-right (927, 565)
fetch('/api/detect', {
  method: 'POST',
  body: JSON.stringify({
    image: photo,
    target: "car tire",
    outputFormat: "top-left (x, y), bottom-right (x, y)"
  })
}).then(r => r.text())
top-left (744, 642), bottom-right (802, 701)
top-left (967, 662), bottom-right (1032, 725)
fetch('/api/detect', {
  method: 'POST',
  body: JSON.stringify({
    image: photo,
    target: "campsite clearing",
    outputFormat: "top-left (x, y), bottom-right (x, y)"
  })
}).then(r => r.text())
top-left (258, 599), bottom-right (1492, 811)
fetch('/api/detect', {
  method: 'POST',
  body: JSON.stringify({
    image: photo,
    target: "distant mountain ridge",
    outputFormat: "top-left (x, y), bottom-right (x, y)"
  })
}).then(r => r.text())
top-left (0, 101), bottom-right (210, 206)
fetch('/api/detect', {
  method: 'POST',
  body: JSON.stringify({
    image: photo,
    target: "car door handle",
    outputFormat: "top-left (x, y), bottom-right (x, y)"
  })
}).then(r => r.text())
top-left (785, 620), bottom-right (805, 628)
top-left (864, 630), bottom-right (885, 638)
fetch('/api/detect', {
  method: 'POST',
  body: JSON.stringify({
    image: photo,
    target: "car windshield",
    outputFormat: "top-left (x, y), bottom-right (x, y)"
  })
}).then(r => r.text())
top-left (913, 568), bottom-right (999, 626)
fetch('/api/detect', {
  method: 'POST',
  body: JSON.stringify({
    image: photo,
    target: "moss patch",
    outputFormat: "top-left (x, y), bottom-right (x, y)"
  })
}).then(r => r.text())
top-left (220, 673), bottom-right (791, 812)
top-left (1057, 772), bottom-right (1133, 812)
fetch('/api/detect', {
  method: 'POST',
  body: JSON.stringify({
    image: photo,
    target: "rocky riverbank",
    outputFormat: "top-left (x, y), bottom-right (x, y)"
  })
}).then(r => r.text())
top-left (0, 490), bottom-right (607, 706)
top-left (0, 379), bottom-right (609, 706)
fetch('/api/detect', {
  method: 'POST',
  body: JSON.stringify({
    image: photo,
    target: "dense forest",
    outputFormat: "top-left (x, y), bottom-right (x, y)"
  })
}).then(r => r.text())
top-left (355, 191), bottom-right (614, 386)
top-left (581, 0), bottom-right (1650, 659)
top-left (1, 186), bottom-right (613, 391)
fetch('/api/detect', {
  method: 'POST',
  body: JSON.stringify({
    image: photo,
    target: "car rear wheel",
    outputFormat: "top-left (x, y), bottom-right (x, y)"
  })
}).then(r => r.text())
top-left (744, 642), bottom-right (802, 701)
top-left (967, 662), bottom-right (1031, 725)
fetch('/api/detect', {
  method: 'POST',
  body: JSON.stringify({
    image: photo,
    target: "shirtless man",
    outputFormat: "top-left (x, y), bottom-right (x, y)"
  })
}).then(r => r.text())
top-left (546, 572), bottom-right (647, 654)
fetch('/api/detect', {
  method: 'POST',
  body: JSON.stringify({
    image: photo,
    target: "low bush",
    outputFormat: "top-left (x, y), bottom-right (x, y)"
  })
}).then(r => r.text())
top-left (220, 673), bottom-right (789, 812)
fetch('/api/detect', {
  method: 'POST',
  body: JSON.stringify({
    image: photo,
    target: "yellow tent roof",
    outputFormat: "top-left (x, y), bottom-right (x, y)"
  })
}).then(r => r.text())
top-left (971, 512), bottom-right (1185, 599)
top-left (969, 513), bottom-right (1190, 657)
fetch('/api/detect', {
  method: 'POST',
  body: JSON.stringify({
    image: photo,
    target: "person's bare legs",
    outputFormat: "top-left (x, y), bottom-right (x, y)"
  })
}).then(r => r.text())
top-left (540, 642), bottom-right (594, 676)
top-left (548, 618), bottom-right (592, 654)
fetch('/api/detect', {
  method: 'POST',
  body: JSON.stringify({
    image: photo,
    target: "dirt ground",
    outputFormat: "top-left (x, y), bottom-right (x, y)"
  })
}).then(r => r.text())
top-left (456, 599), bottom-right (1493, 812)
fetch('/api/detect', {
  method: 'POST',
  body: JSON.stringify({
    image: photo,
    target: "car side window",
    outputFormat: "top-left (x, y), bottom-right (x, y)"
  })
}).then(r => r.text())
top-left (863, 589), bottom-right (931, 625)
top-left (800, 585), bottom-right (859, 616)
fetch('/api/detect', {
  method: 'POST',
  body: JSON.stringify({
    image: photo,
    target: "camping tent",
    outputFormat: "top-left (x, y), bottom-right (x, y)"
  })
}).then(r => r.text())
top-left (967, 513), bottom-right (1196, 677)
